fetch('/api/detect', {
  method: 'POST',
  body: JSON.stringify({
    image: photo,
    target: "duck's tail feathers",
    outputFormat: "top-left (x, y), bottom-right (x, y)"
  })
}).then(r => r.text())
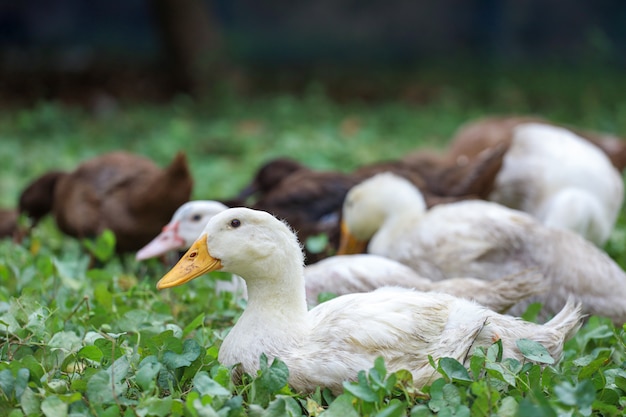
top-left (545, 297), bottom-right (585, 341)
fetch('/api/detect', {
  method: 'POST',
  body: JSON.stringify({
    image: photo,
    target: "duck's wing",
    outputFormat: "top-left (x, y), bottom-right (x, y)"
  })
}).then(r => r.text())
top-left (287, 288), bottom-right (486, 393)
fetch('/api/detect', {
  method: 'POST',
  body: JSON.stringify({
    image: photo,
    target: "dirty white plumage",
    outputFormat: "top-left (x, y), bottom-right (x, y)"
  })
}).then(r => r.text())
top-left (339, 172), bottom-right (626, 324)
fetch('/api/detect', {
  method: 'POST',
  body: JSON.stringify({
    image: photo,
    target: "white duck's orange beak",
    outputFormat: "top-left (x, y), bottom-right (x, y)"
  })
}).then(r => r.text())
top-left (136, 221), bottom-right (185, 261)
top-left (336, 221), bottom-right (368, 255)
top-left (156, 234), bottom-right (223, 289)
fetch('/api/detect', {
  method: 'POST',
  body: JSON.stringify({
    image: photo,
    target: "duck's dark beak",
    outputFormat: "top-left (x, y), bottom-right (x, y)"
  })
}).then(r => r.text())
top-left (336, 221), bottom-right (368, 255)
top-left (156, 234), bottom-right (223, 289)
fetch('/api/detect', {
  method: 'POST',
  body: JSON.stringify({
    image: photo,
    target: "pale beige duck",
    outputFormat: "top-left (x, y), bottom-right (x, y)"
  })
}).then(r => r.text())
top-left (139, 200), bottom-right (543, 310)
top-left (441, 117), bottom-right (624, 246)
top-left (156, 207), bottom-right (582, 394)
top-left (339, 172), bottom-right (626, 325)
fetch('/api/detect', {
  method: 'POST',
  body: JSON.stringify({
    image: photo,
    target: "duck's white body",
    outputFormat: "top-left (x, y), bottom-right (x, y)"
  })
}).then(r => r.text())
top-left (304, 254), bottom-right (546, 312)
top-left (490, 123), bottom-right (624, 246)
top-left (157, 207), bottom-right (582, 394)
top-left (340, 173), bottom-right (626, 324)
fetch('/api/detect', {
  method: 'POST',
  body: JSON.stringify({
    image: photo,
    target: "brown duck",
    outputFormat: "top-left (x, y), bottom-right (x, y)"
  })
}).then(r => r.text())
top-left (19, 151), bottom-right (193, 253)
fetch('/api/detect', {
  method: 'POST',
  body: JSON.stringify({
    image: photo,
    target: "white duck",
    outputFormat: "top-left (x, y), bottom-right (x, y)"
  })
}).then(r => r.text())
top-left (490, 123), bottom-right (624, 246)
top-left (338, 172), bottom-right (626, 325)
top-left (139, 201), bottom-right (543, 311)
top-left (156, 207), bottom-right (582, 394)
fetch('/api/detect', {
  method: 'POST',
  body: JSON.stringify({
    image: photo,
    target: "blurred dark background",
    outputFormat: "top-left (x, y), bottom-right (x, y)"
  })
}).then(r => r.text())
top-left (0, 0), bottom-right (624, 107)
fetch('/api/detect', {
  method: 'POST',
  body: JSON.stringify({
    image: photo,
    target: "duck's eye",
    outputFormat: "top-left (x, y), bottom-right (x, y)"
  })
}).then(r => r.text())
top-left (191, 214), bottom-right (202, 222)
top-left (230, 219), bottom-right (241, 228)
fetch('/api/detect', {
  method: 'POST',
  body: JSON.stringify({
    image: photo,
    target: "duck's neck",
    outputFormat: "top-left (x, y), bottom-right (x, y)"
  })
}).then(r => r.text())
top-left (240, 256), bottom-right (309, 323)
top-left (373, 192), bottom-right (426, 250)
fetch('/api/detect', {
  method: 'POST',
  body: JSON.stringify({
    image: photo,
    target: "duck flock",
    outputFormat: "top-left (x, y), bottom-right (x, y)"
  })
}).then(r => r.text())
top-left (4, 114), bottom-right (626, 394)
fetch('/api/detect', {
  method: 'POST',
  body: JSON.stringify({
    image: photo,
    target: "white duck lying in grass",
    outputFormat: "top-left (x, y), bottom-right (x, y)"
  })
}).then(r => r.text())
top-left (338, 172), bottom-right (626, 325)
top-left (139, 201), bottom-right (544, 311)
top-left (156, 207), bottom-right (582, 394)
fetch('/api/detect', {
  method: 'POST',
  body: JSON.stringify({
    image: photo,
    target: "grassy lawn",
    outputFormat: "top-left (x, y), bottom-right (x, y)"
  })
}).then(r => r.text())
top-left (1, 65), bottom-right (625, 416)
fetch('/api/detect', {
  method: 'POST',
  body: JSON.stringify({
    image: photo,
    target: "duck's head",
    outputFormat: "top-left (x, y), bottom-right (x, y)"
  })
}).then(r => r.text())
top-left (338, 172), bottom-right (426, 255)
top-left (136, 200), bottom-right (228, 261)
top-left (156, 207), bottom-right (304, 289)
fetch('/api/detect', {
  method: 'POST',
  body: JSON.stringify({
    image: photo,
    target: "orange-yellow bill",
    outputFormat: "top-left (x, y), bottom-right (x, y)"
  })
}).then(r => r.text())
top-left (156, 234), bottom-right (223, 289)
top-left (336, 221), bottom-right (368, 255)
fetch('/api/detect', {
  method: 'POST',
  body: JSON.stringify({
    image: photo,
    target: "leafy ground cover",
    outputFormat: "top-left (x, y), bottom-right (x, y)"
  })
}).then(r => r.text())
top-left (1, 66), bottom-right (626, 416)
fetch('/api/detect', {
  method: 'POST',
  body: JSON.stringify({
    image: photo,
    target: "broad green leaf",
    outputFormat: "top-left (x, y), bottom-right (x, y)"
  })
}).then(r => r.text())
top-left (108, 355), bottom-right (130, 384)
top-left (323, 393), bottom-right (359, 417)
top-left (162, 339), bottom-right (202, 369)
top-left (48, 331), bottom-right (82, 353)
top-left (52, 258), bottom-right (86, 291)
top-left (264, 396), bottom-right (301, 417)
top-left (578, 349), bottom-right (611, 380)
top-left (553, 380), bottom-right (595, 413)
top-left (18, 355), bottom-right (45, 382)
top-left (41, 395), bottom-right (68, 417)
top-left (516, 339), bottom-right (555, 365)
top-left (498, 396), bottom-right (518, 417)
top-left (438, 357), bottom-right (472, 383)
top-left (485, 361), bottom-right (516, 387)
top-left (343, 371), bottom-right (378, 402)
top-left (0, 369), bottom-right (14, 397)
top-left (20, 387), bottom-right (41, 415)
top-left (257, 355), bottom-right (290, 394)
top-left (86, 366), bottom-right (128, 406)
top-left (192, 372), bottom-right (231, 397)
top-left (136, 357), bottom-right (162, 392)
top-left (78, 345), bottom-right (104, 363)
top-left (136, 397), bottom-right (173, 417)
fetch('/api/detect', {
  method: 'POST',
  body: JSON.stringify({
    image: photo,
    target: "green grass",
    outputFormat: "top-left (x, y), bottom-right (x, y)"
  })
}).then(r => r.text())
top-left (1, 66), bottom-right (626, 416)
